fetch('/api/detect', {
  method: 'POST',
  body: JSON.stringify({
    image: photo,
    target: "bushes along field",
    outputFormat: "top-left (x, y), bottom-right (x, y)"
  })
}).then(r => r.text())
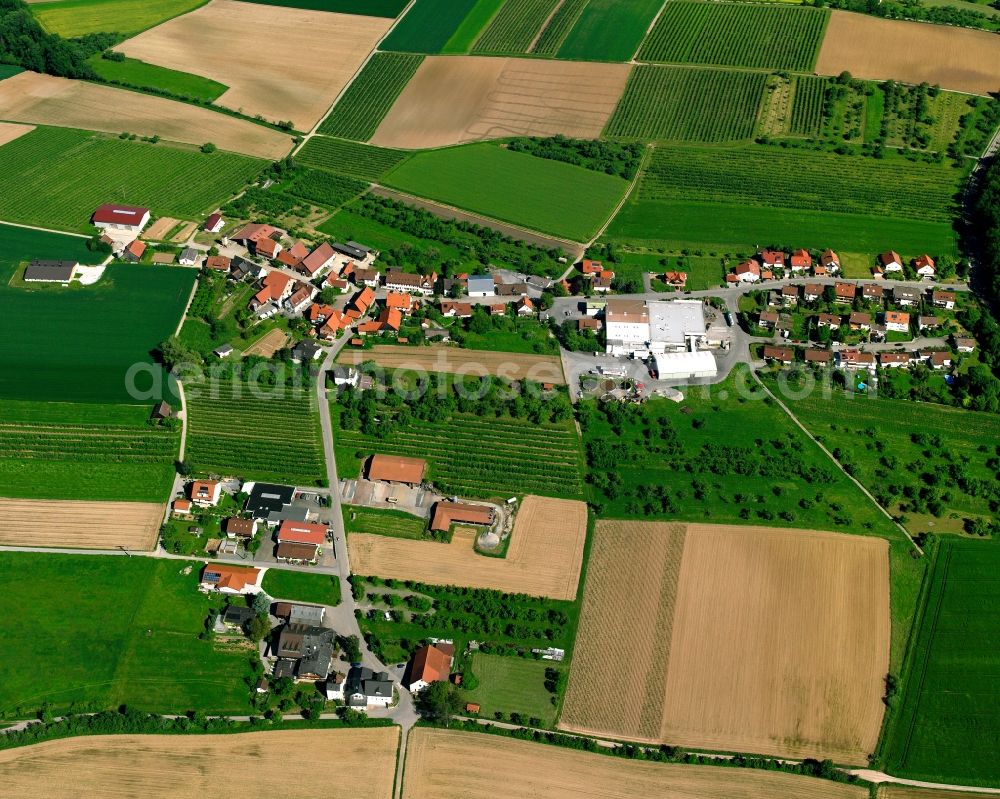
top-left (382, 142), bottom-right (629, 241)
top-left (297, 136), bottom-right (410, 181)
top-left (555, 0), bottom-right (664, 62)
top-left (382, 0), bottom-right (482, 53)
top-left (318, 52), bottom-right (424, 141)
top-left (639, 1), bottom-right (829, 72)
top-left (0, 127), bottom-right (263, 233)
top-left (606, 66), bottom-right (767, 142)
top-left (87, 54), bottom-right (228, 103)
top-left (506, 135), bottom-right (644, 179)
top-left (471, 0), bottom-right (560, 54)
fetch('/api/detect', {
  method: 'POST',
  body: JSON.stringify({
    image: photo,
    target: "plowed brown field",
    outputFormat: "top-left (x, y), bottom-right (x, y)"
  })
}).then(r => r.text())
top-left (0, 727), bottom-right (398, 799)
top-left (0, 72), bottom-right (291, 158)
top-left (143, 216), bottom-right (180, 240)
top-left (403, 728), bottom-right (868, 799)
top-left (816, 11), bottom-right (1000, 95)
top-left (560, 521), bottom-right (890, 764)
top-left (243, 328), bottom-right (289, 358)
top-left (118, 0), bottom-right (392, 130)
top-left (370, 56), bottom-right (631, 149)
top-left (0, 122), bottom-right (34, 147)
top-left (341, 344), bottom-right (565, 384)
top-left (348, 495), bottom-right (586, 599)
top-left (0, 497), bottom-right (164, 550)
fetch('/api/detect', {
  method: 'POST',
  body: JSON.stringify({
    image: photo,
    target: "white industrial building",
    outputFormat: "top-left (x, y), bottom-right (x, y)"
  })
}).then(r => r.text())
top-left (653, 350), bottom-right (718, 380)
top-left (605, 299), bottom-right (708, 358)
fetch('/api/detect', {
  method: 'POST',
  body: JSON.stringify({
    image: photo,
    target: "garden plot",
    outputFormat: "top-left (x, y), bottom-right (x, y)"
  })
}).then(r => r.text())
top-left (117, 0), bottom-right (392, 130)
top-left (0, 72), bottom-right (290, 158)
top-left (349, 495), bottom-right (587, 599)
top-left (561, 521), bottom-right (890, 763)
top-left (370, 55), bottom-right (630, 148)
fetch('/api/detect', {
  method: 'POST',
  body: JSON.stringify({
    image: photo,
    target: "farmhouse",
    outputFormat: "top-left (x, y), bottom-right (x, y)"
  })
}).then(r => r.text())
top-left (204, 213), bottom-right (224, 233)
top-left (880, 251), bottom-right (903, 272)
top-left (346, 665), bottom-right (394, 709)
top-left (430, 502), bottom-right (494, 532)
top-left (256, 238), bottom-right (281, 260)
top-left (883, 311), bottom-right (910, 333)
top-left (932, 290), bottom-right (956, 310)
top-left (230, 223), bottom-right (283, 250)
top-left (350, 266), bottom-right (381, 288)
top-left (386, 292), bottom-right (413, 313)
top-left (122, 240), bottom-right (145, 263)
top-left (298, 242), bottom-right (336, 277)
top-left (366, 454), bottom-right (427, 485)
top-left (385, 269), bottom-right (436, 296)
top-left (190, 479), bottom-right (222, 507)
top-left (92, 203), bottom-right (150, 235)
top-left (23, 260), bottom-right (77, 284)
top-left (287, 283), bottom-right (316, 313)
top-left (199, 564), bottom-right (263, 595)
top-left (250, 271), bottom-right (293, 310)
top-left (406, 642), bottom-right (454, 692)
top-left (276, 520), bottom-right (328, 546)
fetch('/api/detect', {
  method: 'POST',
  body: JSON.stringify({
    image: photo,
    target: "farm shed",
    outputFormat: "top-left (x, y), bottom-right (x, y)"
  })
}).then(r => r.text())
top-left (654, 350), bottom-right (717, 379)
top-left (366, 454), bottom-right (427, 485)
top-left (430, 502), bottom-right (494, 532)
top-left (23, 259), bottom-right (77, 283)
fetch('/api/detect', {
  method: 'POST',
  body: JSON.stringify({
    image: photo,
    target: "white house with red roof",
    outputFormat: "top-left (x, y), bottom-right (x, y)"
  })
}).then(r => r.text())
top-left (190, 479), bottom-right (222, 507)
top-left (92, 204), bottom-right (150, 236)
top-left (204, 213), bottom-right (224, 234)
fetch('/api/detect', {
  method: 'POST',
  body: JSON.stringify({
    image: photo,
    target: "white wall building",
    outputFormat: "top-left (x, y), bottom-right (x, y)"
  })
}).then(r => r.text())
top-left (605, 299), bottom-right (707, 357)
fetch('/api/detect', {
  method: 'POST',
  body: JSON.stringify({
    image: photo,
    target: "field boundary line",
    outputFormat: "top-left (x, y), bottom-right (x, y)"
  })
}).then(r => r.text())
top-left (527, 0), bottom-right (567, 53)
top-left (0, 218), bottom-right (89, 239)
top-left (630, 0), bottom-right (671, 62)
top-left (579, 141), bottom-right (653, 264)
top-left (750, 370), bottom-right (921, 552)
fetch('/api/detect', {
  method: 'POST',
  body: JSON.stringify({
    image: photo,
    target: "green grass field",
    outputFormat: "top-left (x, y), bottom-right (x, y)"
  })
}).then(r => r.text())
top-left (443, 0), bottom-right (506, 52)
top-left (87, 54), bottom-right (227, 102)
top-left (382, 143), bottom-right (629, 241)
top-left (555, 0), bottom-right (664, 61)
top-left (238, 0), bottom-right (408, 13)
top-left (638, 1), bottom-right (829, 71)
top-left (605, 198), bottom-right (959, 257)
top-left (382, 0), bottom-right (482, 53)
top-left (768, 387), bottom-right (1000, 535)
top-left (32, 0), bottom-right (206, 37)
top-left (0, 234), bottom-right (194, 404)
top-left (0, 65), bottom-right (23, 81)
top-left (460, 653), bottom-right (561, 723)
top-left (261, 570), bottom-right (341, 605)
top-left (530, 0), bottom-right (586, 54)
top-left (297, 136), bottom-right (410, 181)
top-left (606, 65), bottom-right (767, 142)
top-left (185, 377), bottom-right (326, 486)
top-left (884, 539), bottom-right (1000, 786)
top-left (0, 127), bottom-right (263, 233)
top-left (0, 553), bottom-right (253, 716)
top-left (318, 53), bottom-right (424, 141)
top-left (471, 0), bottom-right (559, 54)
top-left (0, 400), bottom-right (178, 502)
top-left (332, 404), bottom-right (585, 499)
top-left (344, 506), bottom-right (428, 539)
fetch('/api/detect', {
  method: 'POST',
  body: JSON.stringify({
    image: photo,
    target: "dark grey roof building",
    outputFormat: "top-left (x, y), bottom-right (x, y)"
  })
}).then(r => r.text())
top-left (24, 260), bottom-right (77, 283)
top-left (245, 483), bottom-right (295, 519)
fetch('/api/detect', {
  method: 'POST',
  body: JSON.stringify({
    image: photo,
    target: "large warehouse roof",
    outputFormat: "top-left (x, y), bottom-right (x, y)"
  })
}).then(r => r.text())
top-left (654, 350), bottom-right (718, 379)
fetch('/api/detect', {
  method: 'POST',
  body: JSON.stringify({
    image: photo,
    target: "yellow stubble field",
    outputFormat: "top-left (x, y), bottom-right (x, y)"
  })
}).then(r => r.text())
top-left (0, 497), bottom-right (164, 550)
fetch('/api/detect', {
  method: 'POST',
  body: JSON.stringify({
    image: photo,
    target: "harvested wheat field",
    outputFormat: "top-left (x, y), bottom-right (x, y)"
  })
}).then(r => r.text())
top-left (341, 344), bottom-right (565, 384)
top-left (561, 522), bottom-right (890, 764)
top-left (0, 72), bottom-right (290, 158)
top-left (370, 56), bottom-right (631, 149)
top-left (349, 495), bottom-right (586, 599)
top-left (0, 498), bottom-right (164, 550)
top-left (243, 328), bottom-right (290, 358)
top-left (170, 221), bottom-right (197, 243)
top-left (0, 121), bottom-right (34, 147)
top-left (142, 216), bottom-right (181, 241)
top-left (118, 0), bottom-right (391, 130)
top-left (403, 728), bottom-right (868, 799)
top-left (0, 727), bottom-right (398, 799)
top-left (816, 11), bottom-right (1000, 95)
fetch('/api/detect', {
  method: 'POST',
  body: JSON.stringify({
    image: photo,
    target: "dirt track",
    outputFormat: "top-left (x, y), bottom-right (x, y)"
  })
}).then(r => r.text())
top-left (118, 0), bottom-right (391, 130)
top-left (0, 727), bottom-right (398, 798)
top-left (371, 56), bottom-right (630, 148)
top-left (0, 122), bottom-right (34, 147)
top-left (0, 498), bottom-right (164, 550)
top-left (403, 728), bottom-right (868, 799)
top-left (0, 72), bottom-right (291, 158)
top-left (341, 344), bottom-right (565, 384)
top-left (348, 495), bottom-right (587, 599)
top-left (561, 521), bottom-right (890, 764)
top-left (816, 11), bottom-right (1000, 95)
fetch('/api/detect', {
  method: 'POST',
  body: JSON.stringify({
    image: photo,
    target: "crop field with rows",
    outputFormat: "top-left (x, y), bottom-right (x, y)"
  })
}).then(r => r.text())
top-left (0, 127), bottom-right (262, 233)
top-left (531, 0), bottom-right (587, 54)
top-left (639, 1), bottom-right (830, 72)
top-left (472, 0), bottom-right (559, 53)
top-left (382, 0), bottom-right (482, 53)
top-left (282, 167), bottom-right (369, 210)
top-left (555, 0), bottom-right (664, 62)
top-left (637, 145), bottom-right (959, 222)
top-left (185, 378), bottom-right (326, 486)
top-left (318, 53), bottom-right (424, 141)
top-left (297, 136), bottom-right (410, 181)
top-left (606, 66), bottom-right (766, 142)
top-left (333, 407), bottom-right (585, 499)
top-left (790, 76), bottom-right (828, 136)
top-left (0, 400), bottom-right (178, 502)
top-left (344, 506), bottom-right (428, 539)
